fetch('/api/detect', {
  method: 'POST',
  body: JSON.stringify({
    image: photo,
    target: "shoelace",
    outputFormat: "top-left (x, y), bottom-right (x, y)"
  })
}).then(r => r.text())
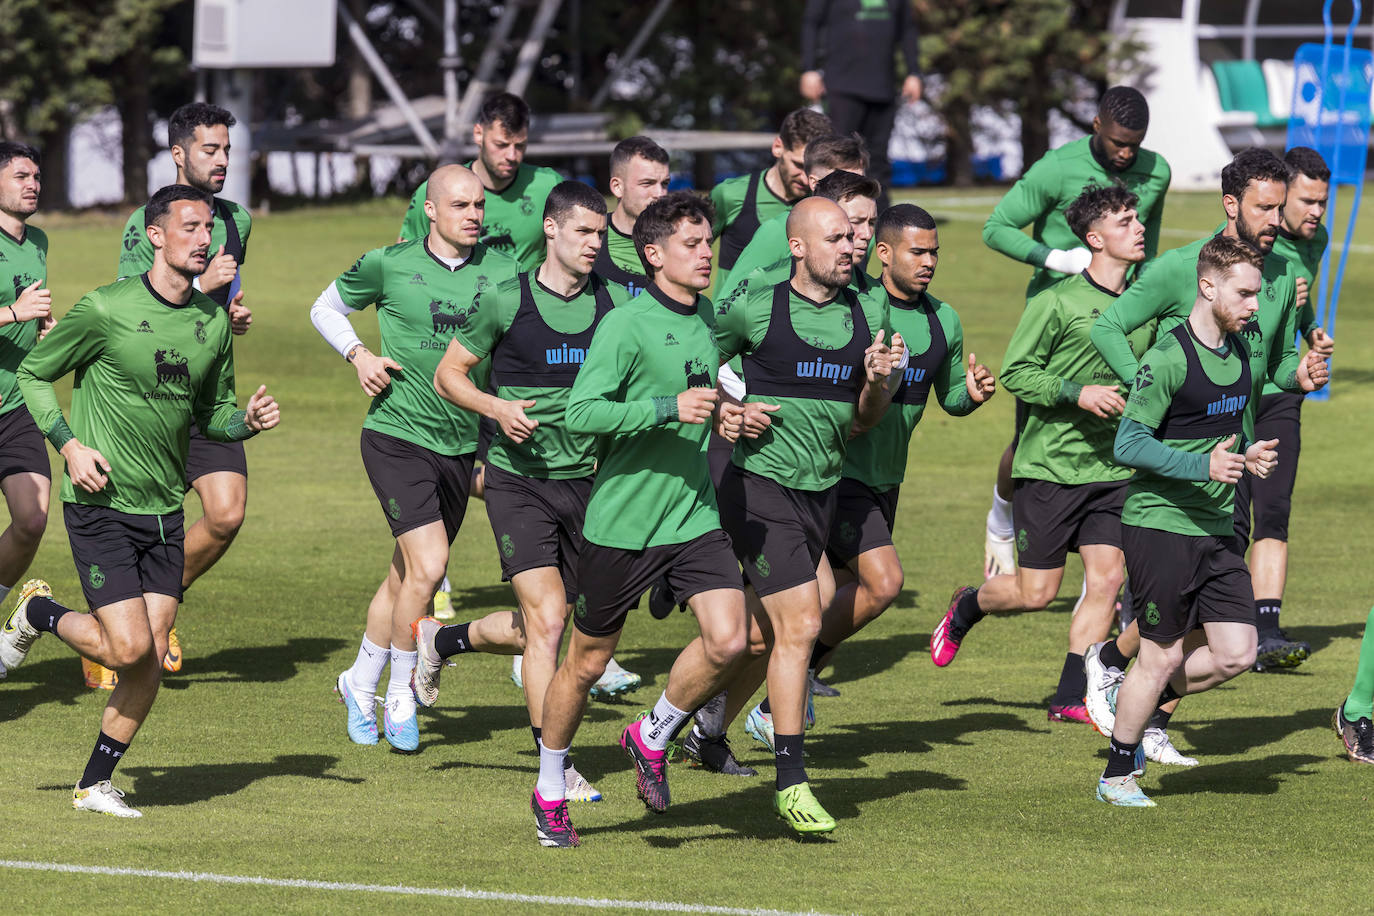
top-left (547, 803), bottom-right (573, 834)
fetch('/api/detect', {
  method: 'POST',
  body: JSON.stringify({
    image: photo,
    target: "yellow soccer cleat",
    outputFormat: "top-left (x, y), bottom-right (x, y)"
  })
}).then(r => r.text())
top-left (162, 627), bottom-right (183, 673)
top-left (82, 656), bottom-right (117, 690)
top-left (774, 782), bottom-right (836, 835)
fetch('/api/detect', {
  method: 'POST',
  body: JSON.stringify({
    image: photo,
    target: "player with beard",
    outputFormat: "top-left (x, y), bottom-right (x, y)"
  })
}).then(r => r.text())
top-left (0, 143), bottom-right (54, 630)
top-left (979, 88), bottom-right (1171, 580)
top-left (1093, 237), bottom-right (1319, 807)
top-left (1236, 146), bottom-right (1333, 666)
top-left (711, 108), bottom-right (833, 272)
top-left (933, 185), bottom-right (1147, 727)
top-left (109, 103), bottom-right (254, 684)
top-left (709, 197), bottom-right (904, 834)
top-left (1084, 149), bottom-right (1330, 766)
top-left (592, 136), bottom-right (670, 296)
top-left (2, 184), bottom-right (279, 817)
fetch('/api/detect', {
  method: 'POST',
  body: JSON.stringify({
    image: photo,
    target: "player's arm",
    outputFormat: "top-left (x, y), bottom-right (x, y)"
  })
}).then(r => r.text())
top-left (1266, 283), bottom-right (1304, 393)
top-left (1090, 259), bottom-right (1179, 386)
top-left (930, 309), bottom-right (990, 416)
top-left (1142, 173), bottom-right (1168, 262)
top-left (311, 251), bottom-right (401, 396)
top-left (709, 181), bottom-right (735, 239)
top-left (196, 337), bottom-right (276, 441)
top-left (566, 319), bottom-right (677, 434)
top-left (981, 157), bottom-right (1058, 266)
top-left (1113, 352), bottom-right (1215, 480)
top-left (16, 296), bottom-right (112, 490)
top-left (799, 0), bottom-right (829, 97)
top-left (116, 211), bottom-right (154, 279)
top-left (999, 294), bottom-right (1070, 406)
top-left (434, 291), bottom-right (535, 441)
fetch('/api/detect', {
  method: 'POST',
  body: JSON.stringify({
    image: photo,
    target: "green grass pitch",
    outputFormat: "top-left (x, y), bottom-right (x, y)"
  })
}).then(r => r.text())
top-left (2, 186), bottom-right (1372, 914)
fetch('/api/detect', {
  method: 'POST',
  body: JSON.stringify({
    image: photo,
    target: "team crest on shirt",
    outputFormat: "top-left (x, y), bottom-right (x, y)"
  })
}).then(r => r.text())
top-left (1265, 278), bottom-right (1275, 300)
top-left (88, 565), bottom-right (105, 589)
top-left (684, 358), bottom-right (712, 388)
top-left (194, 320), bottom-right (207, 344)
top-left (12, 273), bottom-right (38, 298)
top-left (842, 313), bottom-right (854, 333)
top-left (150, 349), bottom-right (191, 398)
top-left (519, 196), bottom-right (535, 217)
top-left (1135, 364), bottom-right (1153, 391)
top-left (427, 297), bottom-right (479, 339)
top-left (122, 225), bottom-right (143, 252)
top-left (1145, 601), bottom-right (1160, 625)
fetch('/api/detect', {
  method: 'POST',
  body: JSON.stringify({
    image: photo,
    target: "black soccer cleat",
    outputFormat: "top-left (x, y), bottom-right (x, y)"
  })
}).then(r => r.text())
top-left (647, 577), bottom-right (679, 620)
top-left (1253, 633), bottom-right (1309, 671)
top-left (809, 674), bottom-right (841, 698)
top-left (1333, 706), bottom-right (1374, 765)
top-left (682, 728), bottom-right (758, 776)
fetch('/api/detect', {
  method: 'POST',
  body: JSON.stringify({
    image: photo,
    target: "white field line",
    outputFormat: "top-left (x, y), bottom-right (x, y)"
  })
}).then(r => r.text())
top-left (0, 859), bottom-right (842, 916)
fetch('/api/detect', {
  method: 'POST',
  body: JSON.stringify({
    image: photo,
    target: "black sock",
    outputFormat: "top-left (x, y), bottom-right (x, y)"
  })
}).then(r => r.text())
top-left (1053, 652), bottom-right (1087, 704)
top-left (1103, 736), bottom-right (1140, 778)
top-left (79, 731), bottom-right (129, 789)
top-left (759, 697), bottom-right (771, 715)
top-left (27, 596), bottom-right (73, 635)
top-left (1099, 639), bottom-right (1131, 672)
top-left (1148, 706), bottom-right (1173, 730)
top-left (1159, 682), bottom-right (1183, 704)
top-left (1255, 599), bottom-right (1281, 636)
top-left (951, 589), bottom-right (986, 634)
top-left (774, 733), bottom-right (806, 790)
top-left (434, 622), bottom-right (473, 658)
top-left (808, 640), bottom-right (834, 672)
top-left (531, 725), bottom-right (542, 754)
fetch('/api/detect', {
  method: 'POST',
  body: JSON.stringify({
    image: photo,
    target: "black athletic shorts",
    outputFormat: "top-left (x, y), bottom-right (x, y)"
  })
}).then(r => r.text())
top-left (707, 429), bottom-right (734, 491)
top-left (0, 407), bottom-right (51, 480)
top-left (1122, 524), bottom-right (1254, 643)
top-left (1233, 391), bottom-right (1302, 545)
top-left (64, 504), bottom-right (185, 609)
top-left (184, 419), bottom-right (248, 484)
top-left (826, 477), bottom-right (899, 566)
top-left (1012, 478), bottom-right (1126, 570)
top-left (483, 463), bottom-right (591, 601)
top-left (360, 429), bottom-right (474, 541)
top-left (717, 462), bottom-right (837, 597)
top-left (574, 529), bottom-right (743, 637)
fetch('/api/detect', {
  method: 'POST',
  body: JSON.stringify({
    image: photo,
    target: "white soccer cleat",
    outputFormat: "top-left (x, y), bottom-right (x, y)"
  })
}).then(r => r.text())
top-left (72, 780), bottom-right (142, 818)
top-left (410, 616), bottom-right (445, 708)
top-left (983, 530), bottom-right (1015, 579)
top-left (1142, 727), bottom-right (1198, 767)
top-left (0, 579), bottom-right (51, 677)
top-left (564, 763), bottom-right (603, 803)
top-left (1083, 641), bottom-right (1125, 736)
top-left (590, 656), bottom-right (641, 699)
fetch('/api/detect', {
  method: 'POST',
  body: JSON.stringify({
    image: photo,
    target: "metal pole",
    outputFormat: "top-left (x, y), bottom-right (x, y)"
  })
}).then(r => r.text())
top-left (219, 69), bottom-right (253, 206)
top-left (338, 4), bottom-right (440, 158)
top-left (590, 0), bottom-right (675, 109)
top-left (454, 0), bottom-right (526, 136)
top-left (443, 0), bottom-right (460, 142)
top-left (506, 0), bottom-right (564, 98)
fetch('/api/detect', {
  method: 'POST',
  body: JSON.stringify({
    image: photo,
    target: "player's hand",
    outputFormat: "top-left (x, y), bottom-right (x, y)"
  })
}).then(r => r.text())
top-left (495, 398), bottom-right (538, 443)
top-left (60, 439), bottom-right (111, 493)
top-left (228, 290), bottom-right (252, 335)
top-left (1077, 383), bottom-right (1125, 418)
top-left (352, 347), bottom-right (401, 396)
top-left (1245, 437), bottom-right (1279, 479)
top-left (37, 315), bottom-right (55, 341)
top-left (901, 74), bottom-right (923, 104)
top-left (864, 329), bottom-right (899, 384)
top-left (1295, 275), bottom-right (1309, 310)
top-left (966, 352), bottom-right (996, 403)
top-left (800, 70), bottom-right (826, 102)
top-left (741, 401), bottom-right (781, 438)
top-left (716, 401), bottom-right (745, 442)
top-left (1297, 347), bottom-right (1329, 392)
top-left (676, 386), bottom-right (718, 424)
top-left (1208, 435), bottom-right (1245, 484)
top-left (245, 384), bottom-right (280, 431)
top-left (200, 245), bottom-right (238, 294)
top-left (1306, 325), bottom-right (1334, 359)
top-left (11, 280), bottom-right (51, 323)
top-left (1043, 247), bottom-right (1092, 275)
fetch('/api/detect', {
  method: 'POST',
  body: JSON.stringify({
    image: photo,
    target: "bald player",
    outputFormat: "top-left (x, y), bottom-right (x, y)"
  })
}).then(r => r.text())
top-left (711, 196), bottom-right (903, 834)
top-left (312, 165), bottom-right (520, 753)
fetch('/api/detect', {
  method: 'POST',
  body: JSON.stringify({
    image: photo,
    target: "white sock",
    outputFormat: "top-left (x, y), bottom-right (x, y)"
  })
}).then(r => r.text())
top-left (642, 693), bottom-right (690, 752)
top-left (986, 486), bottom-right (1014, 538)
top-left (1072, 575), bottom-right (1088, 617)
top-left (440, 576), bottom-right (451, 593)
top-left (347, 636), bottom-right (389, 708)
top-left (537, 743), bottom-right (569, 801)
top-left (387, 646), bottom-right (417, 700)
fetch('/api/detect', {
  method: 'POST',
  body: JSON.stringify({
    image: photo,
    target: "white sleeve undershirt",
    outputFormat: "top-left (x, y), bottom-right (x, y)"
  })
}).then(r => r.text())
top-left (310, 281), bottom-right (363, 359)
top-left (718, 363), bottom-right (746, 400)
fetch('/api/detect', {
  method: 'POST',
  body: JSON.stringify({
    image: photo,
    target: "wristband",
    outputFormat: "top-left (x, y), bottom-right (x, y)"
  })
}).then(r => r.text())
top-left (8, 306), bottom-right (16, 324)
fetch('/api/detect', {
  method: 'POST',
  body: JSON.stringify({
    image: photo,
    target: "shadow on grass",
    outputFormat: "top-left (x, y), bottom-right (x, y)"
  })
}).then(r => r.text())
top-left (805, 711), bottom-right (1043, 768)
top-left (449, 584), bottom-right (517, 616)
top-left (105, 753), bottom-right (365, 806)
top-left (1176, 706), bottom-right (1332, 755)
top-left (1151, 753), bottom-right (1323, 797)
top-left (1285, 620), bottom-right (1368, 655)
top-left (0, 655), bottom-right (94, 722)
top-left (595, 767), bottom-right (966, 846)
top-left (161, 636), bottom-right (349, 688)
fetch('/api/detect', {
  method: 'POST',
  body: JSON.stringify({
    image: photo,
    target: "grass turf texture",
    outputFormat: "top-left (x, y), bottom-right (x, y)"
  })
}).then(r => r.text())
top-left (2, 189), bottom-right (1372, 914)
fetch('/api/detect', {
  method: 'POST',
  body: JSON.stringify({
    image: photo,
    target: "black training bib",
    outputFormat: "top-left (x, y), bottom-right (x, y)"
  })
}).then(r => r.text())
top-left (1155, 322), bottom-right (1252, 439)
top-left (743, 280), bottom-right (869, 404)
top-left (717, 170), bottom-right (764, 272)
top-left (891, 293), bottom-right (947, 407)
top-left (488, 273), bottom-right (616, 388)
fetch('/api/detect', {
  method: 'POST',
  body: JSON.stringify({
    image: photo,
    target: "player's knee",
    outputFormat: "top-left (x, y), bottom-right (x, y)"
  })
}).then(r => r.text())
top-left (572, 650), bottom-right (611, 686)
top-left (404, 555), bottom-right (448, 592)
top-left (1217, 645), bottom-right (1256, 678)
top-left (703, 627), bottom-right (747, 669)
top-left (109, 632), bottom-right (154, 670)
top-left (1095, 565), bottom-right (1126, 598)
top-left (868, 565), bottom-right (904, 609)
top-left (203, 502), bottom-right (246, 541)
top-left (11, 507), bottom-right (47, 545)
top-left (1021, 582), bottom-right (1057, 612)
top-left (777, 612), bottom-right (821, 651)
